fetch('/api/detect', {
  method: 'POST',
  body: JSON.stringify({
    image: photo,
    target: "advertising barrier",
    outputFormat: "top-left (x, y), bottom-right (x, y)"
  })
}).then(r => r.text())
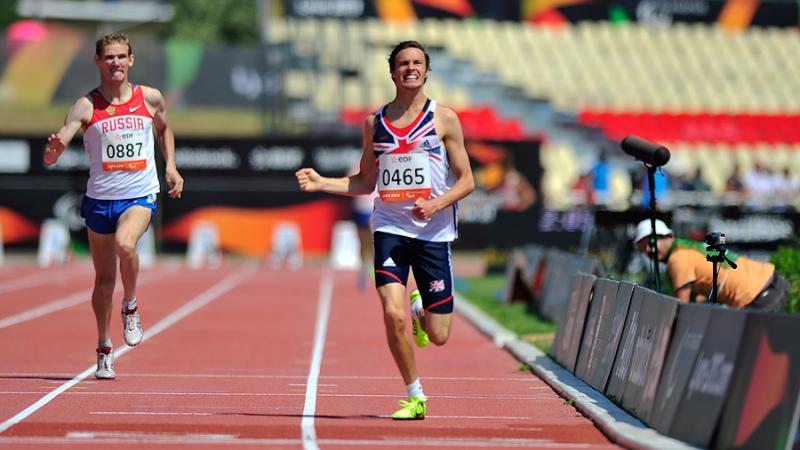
top-left (552, 272), bottom-right (596, 372)
top-left (0, 137), bottom-right (544, 256)
top-left (621, 290), bottom-right (678, 420)
top-left (605, 285), bottom-right (645, 403)
top-left (649, 303), bottom-right (715, 435)
top-left (665, 307), bottom-right (747, 447)
top-left (587, 281), bottom-right (636, 392)
top-left (538, 251), bottom-right (600, 323)
top-left (715, 312), bottom-right (800, 450)
top-left (574, 278), bottom-right (620, 381)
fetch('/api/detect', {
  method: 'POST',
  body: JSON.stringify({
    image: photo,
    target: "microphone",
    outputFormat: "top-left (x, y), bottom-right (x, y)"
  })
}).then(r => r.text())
top-left (620, 135), bottom-right (671, 167)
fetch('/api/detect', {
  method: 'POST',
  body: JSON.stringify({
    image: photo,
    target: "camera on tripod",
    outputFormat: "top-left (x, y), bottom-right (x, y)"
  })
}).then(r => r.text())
top-left (704, 231), bottom-right (737, 304)
top-left (705, 231), bottom-right (736, 268)
top-left (705, 232), bottom-right (727, 253)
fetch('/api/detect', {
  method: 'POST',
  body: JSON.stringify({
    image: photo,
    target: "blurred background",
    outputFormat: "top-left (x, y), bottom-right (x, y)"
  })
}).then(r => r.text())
top-left (0, 0), bottom-right (799, 285)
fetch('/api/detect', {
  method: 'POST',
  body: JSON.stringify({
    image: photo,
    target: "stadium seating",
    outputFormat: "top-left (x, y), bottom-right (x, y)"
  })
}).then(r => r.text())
top-left (263, 17), bottom-right (800, 208)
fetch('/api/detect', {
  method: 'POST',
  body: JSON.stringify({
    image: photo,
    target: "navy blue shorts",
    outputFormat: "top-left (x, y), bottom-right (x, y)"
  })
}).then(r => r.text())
top-left (373, 231), bottom-right (454, 314)
top-left (80, 194), bottom-right (156, 234)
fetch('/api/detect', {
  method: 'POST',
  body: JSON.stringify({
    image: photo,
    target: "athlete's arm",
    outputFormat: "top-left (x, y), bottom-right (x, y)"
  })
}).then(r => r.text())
top-left (296, 115), bottom-right (377, 196)
top-left (412, 106), bottom-right (474, 220)
top-left (144, 86), bottom-right (183, 199)
top-left (43, 97), bottom-right (92, 166)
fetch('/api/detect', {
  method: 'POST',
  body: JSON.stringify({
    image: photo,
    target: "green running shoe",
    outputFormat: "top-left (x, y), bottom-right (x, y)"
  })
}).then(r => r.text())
top-left (409, 289), bottom-right (429, 348)
top-left (391, 395), bottom-right (427, 420)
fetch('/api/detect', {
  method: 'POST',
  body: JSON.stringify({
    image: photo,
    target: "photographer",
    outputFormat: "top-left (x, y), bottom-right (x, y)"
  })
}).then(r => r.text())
top-left (632, 219), bottom-right (790, 311)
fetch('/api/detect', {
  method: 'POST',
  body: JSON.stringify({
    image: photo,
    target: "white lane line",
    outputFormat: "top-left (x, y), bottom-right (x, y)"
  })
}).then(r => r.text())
top-left (0, 266), bottom-right (177, 329)
top-left (0, 372), bottom-right (538, 382)
top-left (0, 435), bottom-right (608, 447)
top-left (0, 265), bottom-right (88, 296)
top-left (0, 391), bottom-right (556, 400)
top-left (301, 270), bottom-right (334, 450)
top-left (91, 411), bottom-right (539, 421)
top-left (0, 269), bottom-right (254, 435)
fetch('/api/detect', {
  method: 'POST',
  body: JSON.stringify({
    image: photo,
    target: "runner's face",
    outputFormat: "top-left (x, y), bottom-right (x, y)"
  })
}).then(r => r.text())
top-left (95, 42), bottom-right (133, 83)
top-left (391, 48), bottom-right (428, 90)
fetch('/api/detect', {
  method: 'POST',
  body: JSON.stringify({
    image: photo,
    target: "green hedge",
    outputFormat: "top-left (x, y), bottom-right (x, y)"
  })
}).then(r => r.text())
top-left (770, 245), bottom-right (800, 314)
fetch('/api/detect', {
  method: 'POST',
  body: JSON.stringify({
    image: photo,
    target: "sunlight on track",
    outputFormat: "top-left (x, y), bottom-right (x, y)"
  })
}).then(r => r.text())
top-left (0, 268), bottom-right (255, 434)
top-left (0, 266), bottom-right (177, 329)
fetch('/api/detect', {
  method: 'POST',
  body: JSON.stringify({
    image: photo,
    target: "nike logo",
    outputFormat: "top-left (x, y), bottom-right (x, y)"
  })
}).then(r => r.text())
top-left (130, 105), bottom-right (141, 112)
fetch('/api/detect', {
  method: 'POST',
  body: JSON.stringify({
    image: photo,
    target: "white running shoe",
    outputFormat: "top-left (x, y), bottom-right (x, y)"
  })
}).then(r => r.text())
top-left (95, 347), bottom-right (115, 379)
top-left (121, 305), bottom-right (143, 346)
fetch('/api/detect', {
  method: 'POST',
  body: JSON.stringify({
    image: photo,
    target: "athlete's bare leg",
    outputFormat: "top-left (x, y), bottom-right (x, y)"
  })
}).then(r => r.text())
top-left (378, 282), bottom-right (418, 384)
top-left (115, 206), bottom-right (151, 302)
top-left (87, 230), bottom-right (117, 344)
top-left (420, 312), bottom-right (453, 346)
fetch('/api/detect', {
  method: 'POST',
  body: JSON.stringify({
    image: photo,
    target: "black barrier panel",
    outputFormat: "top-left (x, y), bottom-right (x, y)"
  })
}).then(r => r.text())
top-left (574, 279), bottom-right (619, 382)
top-left (539, 252), bottom-right (600, 324)
top-left (649, 303), bottom-right (714, 435)
top-left (636, 293), bottom-right (680, 424)
top-left (664, 307), bottom-right (747, 447)
top-left (589, 281), bottom-right (636, 392)
top-left (621, 291), bottom-right (678, 420)
top-left (605, 285), bottom-right (646, 403)
top-left (522, 246), bottom-right (544, 292)
top-left (564, 274), bottom-right (597, 373)
top-left (501, 248), bottom-right (532, 304)
top-left (552, 272), bottom-right (596, 370)
top-left (715, 312), bottom-right (800, 450)
top-left (536, 249), bottom-right (570, 320)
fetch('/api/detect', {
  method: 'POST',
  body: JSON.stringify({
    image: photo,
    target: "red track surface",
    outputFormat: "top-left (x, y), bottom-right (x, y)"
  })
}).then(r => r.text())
top-left (0, 260), bottom-right (619, 449)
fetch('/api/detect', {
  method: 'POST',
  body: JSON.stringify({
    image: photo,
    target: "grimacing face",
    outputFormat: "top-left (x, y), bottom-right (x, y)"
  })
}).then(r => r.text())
top-left (95, 42), bottom-right (133, 83)
top-left (391, 47), bottom-right (428, 88)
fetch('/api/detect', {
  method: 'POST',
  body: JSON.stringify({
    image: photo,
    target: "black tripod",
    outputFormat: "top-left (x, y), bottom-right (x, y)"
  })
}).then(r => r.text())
top-left (619, 135), bottom-right (671, 293)
top-left (705, 232), bottom-right (737, 304)
top-left (645, 165), bottom-right (662, 292)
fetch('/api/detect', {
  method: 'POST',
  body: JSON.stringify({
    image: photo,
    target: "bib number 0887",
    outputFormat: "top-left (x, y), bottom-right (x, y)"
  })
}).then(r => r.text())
top-left (105, 142), bottom-right (143, 159)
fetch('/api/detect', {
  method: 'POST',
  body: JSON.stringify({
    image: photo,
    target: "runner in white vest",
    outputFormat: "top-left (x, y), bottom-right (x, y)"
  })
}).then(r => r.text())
top-left (43, 32), bottom-right (184, 380)
top-left (296, 40), bottom-right (474, 420)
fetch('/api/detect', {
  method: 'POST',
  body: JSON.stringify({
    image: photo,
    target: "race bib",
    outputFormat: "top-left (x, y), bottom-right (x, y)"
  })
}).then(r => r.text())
top-left (101, 129), bottom-right (148, 171)
top-left (378, 152), bottom-right (431, 202)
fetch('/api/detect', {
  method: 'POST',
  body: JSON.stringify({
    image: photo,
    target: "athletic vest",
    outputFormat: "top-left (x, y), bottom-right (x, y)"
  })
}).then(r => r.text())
top-left (83, 84), bottom-right (160, 200)
top-left (371, 99), bottom-right (458, 242)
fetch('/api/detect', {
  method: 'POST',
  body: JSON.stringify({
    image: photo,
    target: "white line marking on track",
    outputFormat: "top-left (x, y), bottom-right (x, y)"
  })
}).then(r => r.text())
top-left (301, 269), bottom-right (334, 450)
top-left (0, 265), bottom-right (88, 295)
top-left (0, 372), bottom-right (538, 382)
top-left (0, 435), bottom-right (611, 447)
top-left (0, 266), bottom-right (176, 329)
top-left (0, 390), bottom-right (557, 400)
top-left (91, 410), bottom-right (540, 421)
top-left (0, 269), bottom-right (254, 435)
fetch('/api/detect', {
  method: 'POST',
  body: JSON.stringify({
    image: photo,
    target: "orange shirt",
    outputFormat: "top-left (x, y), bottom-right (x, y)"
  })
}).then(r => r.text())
top-left (667, 239), bottom-right (775, 308)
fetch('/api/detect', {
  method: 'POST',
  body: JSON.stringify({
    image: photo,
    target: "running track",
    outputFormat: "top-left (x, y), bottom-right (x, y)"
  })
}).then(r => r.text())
top-left (0, 260), bottom-right (619, 449)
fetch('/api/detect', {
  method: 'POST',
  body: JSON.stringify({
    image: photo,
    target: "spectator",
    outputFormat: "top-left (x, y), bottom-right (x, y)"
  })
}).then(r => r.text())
top-left (725, 164), bottom-right (745, 193)
top-left (633, 219), bottom-right (790, 311)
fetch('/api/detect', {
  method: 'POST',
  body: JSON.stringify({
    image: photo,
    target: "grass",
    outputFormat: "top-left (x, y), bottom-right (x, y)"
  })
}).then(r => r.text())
top-left (456, 273), bottom-right (556, 353)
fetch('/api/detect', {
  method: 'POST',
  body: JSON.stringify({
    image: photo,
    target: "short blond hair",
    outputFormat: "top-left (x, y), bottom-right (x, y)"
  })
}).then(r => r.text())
top-left (95, 32), bottom-right (132, 56)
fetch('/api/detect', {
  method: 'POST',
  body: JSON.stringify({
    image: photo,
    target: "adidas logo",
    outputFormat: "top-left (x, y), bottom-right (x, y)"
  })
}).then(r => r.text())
top-left (382, 257), bottom-right (396, 267)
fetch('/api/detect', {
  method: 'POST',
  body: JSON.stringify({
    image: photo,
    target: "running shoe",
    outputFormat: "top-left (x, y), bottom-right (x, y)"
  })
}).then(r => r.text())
top-left (409, 290), bottom-right (429, 348)
top-left (95, 347), bottom-right (115, 380)
top-left (391, 395), bottom-right (427, 420)
top-left (121, 304), bottom-right (143, 346)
